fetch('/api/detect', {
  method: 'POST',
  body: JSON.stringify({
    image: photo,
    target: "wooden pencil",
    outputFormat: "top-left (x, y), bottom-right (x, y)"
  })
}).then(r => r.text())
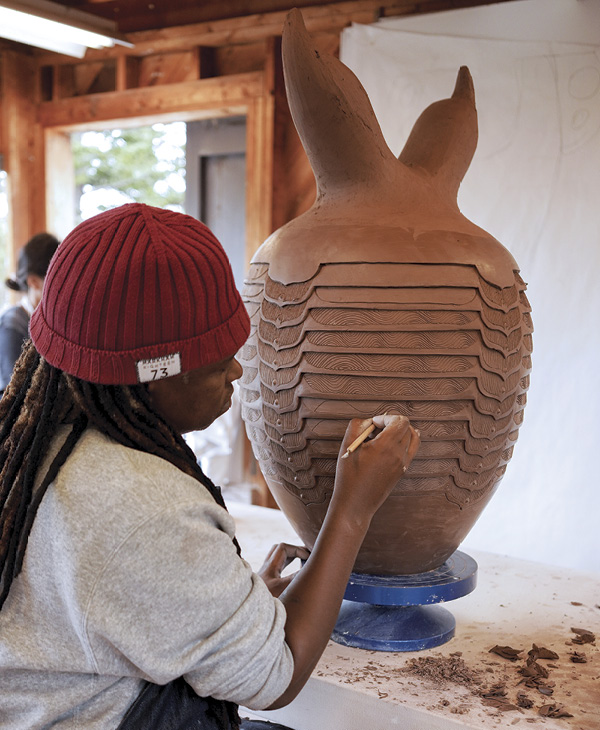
top-left (340, 422), bottom-right (376, 459)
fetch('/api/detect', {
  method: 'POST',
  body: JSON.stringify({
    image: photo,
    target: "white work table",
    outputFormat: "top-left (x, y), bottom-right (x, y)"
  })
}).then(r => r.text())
top-left (230, 502), bottom-right (600, 730)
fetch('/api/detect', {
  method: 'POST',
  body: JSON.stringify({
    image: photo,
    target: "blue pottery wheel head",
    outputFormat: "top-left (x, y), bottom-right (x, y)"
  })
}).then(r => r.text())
top-left (332, 551), bottom-right (478, 652)
top-left (344, 550), bottom-right (478, 606)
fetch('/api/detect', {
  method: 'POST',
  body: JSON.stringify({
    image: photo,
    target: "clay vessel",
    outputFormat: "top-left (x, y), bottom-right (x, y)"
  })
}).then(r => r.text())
top-left (239, 10), bottom-right (533, 574)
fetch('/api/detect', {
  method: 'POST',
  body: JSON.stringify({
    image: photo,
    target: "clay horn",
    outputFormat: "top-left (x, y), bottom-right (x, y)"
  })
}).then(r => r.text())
top-left (281, 8), bottom-right (399, 198)
top-left (399, 67), bottom-right (478, 202)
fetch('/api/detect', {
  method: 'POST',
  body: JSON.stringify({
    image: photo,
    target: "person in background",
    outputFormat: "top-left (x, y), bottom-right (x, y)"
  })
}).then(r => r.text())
top-left (0, 204), bottom-right (419, 729)
top-left (0, 232), bottom-right (60, 395)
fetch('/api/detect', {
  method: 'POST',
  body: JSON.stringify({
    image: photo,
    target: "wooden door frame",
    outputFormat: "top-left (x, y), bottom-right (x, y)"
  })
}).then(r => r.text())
top-left (38, 67), bottom-right (277, 506)
top-left (41, 69), bottom-right (274, 267)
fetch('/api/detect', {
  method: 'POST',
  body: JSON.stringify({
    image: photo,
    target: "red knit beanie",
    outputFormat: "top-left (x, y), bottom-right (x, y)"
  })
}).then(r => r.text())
top-left (30, 203), bottom-right (250, 385)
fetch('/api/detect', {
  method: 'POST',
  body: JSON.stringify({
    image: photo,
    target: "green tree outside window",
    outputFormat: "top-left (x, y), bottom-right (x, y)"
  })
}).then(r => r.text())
top-left (72, 122), bottom-right (186, 222)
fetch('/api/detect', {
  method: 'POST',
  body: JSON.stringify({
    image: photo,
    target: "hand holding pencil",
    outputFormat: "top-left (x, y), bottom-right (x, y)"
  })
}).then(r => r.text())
top-left (340, 422), bottom-right (376, 459)
top-left (331, 414), bottom-right (420, 521)
top-left (340, 415), bottom-right (420, 461)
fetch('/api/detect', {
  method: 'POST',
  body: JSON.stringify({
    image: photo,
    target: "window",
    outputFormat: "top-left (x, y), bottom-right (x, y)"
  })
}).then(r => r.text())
top-left (71, 122), bottom-right (186, 221)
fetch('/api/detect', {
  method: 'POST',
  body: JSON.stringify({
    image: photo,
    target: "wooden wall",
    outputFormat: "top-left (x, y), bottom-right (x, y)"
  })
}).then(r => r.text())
top-left (0, 50), bottom-right (46, 266)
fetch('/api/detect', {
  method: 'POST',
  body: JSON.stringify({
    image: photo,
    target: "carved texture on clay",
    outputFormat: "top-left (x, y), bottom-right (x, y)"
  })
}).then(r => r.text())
top-left (241, 261), bottom-right (532, 573)
top-left (242, 263), bottom-right (531, 496)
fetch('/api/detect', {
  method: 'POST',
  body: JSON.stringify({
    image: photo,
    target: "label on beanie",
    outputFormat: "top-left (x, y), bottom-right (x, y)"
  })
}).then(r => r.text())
top-left (136, 353), bottom-right (182, 382)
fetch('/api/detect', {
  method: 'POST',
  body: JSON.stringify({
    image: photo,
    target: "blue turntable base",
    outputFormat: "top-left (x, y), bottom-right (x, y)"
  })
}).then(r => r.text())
top-left (331, 551), bottom-right (478, 652)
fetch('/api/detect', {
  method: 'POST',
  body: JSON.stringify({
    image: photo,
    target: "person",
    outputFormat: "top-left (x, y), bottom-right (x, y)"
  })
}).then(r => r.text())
top-left (0, 232), bottom-right (60, 396)
top-left (0, 203), bottom-right (420, 729)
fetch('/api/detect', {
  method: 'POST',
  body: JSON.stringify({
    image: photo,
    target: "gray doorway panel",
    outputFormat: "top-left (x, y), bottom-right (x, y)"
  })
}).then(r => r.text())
top-left (185, 117), bottom-right (247, 290)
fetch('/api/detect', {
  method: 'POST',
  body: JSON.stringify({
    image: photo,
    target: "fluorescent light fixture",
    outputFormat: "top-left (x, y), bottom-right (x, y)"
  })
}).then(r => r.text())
top-left (0, 0), bottom-right (132, 58)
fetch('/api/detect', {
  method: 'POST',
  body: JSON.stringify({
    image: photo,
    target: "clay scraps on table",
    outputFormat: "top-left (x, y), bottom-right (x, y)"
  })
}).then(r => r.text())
top-left (401, 654), bottom-right (481, 688)
top-left (517, 648), bottom-right (558, 697)
top-left (484, 640), bottom-right (584, 718)
top-left (399, 633), bottom-right (589, 721)
top-left (488, 645), bottom-right (523, 661)
top-left (528, 644), bottom-right (559, 661)
top-left (516, 693), bottom-right (534, 708)
top-left (519, 659), bottom-right (549, 679)
top-left (519, 658), bottom-right (550, 683)
top-left (570, 627), bottom-right (596, 645)
top-left (538, 704), bottom-right (574, 718)
top-left (480, 683), bottom-right (520, 712)
top-left (569, 651), bottom-right (587, 663)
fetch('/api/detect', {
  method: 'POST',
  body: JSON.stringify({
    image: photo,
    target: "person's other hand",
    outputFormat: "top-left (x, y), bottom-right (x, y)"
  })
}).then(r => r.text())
top-left (258, 542), bottom-right (310, 597)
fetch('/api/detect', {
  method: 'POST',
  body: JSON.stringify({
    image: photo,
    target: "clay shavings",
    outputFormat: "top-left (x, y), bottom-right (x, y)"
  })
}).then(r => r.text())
top-left (570, 627), bottom-right (596, 645)
top-left (401, 654), bottom-right (481, 688)
top-left (488, 645), bottom-right (522, 661)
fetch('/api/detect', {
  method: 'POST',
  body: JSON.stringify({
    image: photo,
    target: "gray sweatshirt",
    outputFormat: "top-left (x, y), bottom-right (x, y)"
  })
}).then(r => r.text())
top-left (0, 428), bottom-right (293, 728)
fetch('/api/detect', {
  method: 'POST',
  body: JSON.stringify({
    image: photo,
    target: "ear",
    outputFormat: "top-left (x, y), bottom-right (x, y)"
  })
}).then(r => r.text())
top-left (145, 378), bottom-right (161, 395)
top-left (26, 274), bottom-right (44, 292)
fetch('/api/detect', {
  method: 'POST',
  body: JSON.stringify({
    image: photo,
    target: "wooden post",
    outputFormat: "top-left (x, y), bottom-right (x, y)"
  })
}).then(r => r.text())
top-left (116, 56), bottom-right (140, 91)
top-left (245, 77), bottom-right (274, 261)
top-left (243, 56), bottom-right (278, 508)
top-left (1, 50), bottom-right (45, 263)
top-left (45, 129), bottom-right (75, 241)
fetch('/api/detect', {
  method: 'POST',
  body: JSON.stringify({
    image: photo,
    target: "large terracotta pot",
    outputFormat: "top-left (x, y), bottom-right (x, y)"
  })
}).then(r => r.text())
top-left (239, 10), bottom-right (533, 575)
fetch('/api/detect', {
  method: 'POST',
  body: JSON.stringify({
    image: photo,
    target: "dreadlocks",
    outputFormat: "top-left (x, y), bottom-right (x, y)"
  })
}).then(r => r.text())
top-left (0, 340), bottom-right (233, 611)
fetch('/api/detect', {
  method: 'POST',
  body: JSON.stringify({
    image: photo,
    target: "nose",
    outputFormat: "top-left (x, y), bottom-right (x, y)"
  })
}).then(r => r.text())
top-left (229, 357), bottom-right (243, 383)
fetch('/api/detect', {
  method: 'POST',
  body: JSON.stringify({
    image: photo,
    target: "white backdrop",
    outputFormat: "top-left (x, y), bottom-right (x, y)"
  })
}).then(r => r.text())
top-left (340, 0), bottom-right (600, 573)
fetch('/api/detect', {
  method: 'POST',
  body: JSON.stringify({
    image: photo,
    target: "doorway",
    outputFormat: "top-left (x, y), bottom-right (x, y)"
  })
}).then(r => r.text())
top-left (185, 116), bottom-right (251, 501)
top-left (185, 116), bottom-right (247, 291)
top-left (69, 116), bottom-right (254, 502)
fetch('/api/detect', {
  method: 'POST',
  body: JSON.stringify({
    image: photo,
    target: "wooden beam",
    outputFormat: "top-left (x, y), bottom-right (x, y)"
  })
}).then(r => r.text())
top-left (63, 0), bottom-right (513, 34)
top-left (64, 0), bottom-right (359, 33)
top-left (36, 1), bottom-right (383, 64)
top-left (34, 0), bottom-right (514, 69)
top-left (123, 2), bottom-right (379, 52)
top-left (136, 51), bottom-right (202, 87)
top-left (1, 50), bottom-right (45, 259)
top-left (56, 61), bottom-right (111, 99)
top-left (38, 71), bottom-right (264, 130)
